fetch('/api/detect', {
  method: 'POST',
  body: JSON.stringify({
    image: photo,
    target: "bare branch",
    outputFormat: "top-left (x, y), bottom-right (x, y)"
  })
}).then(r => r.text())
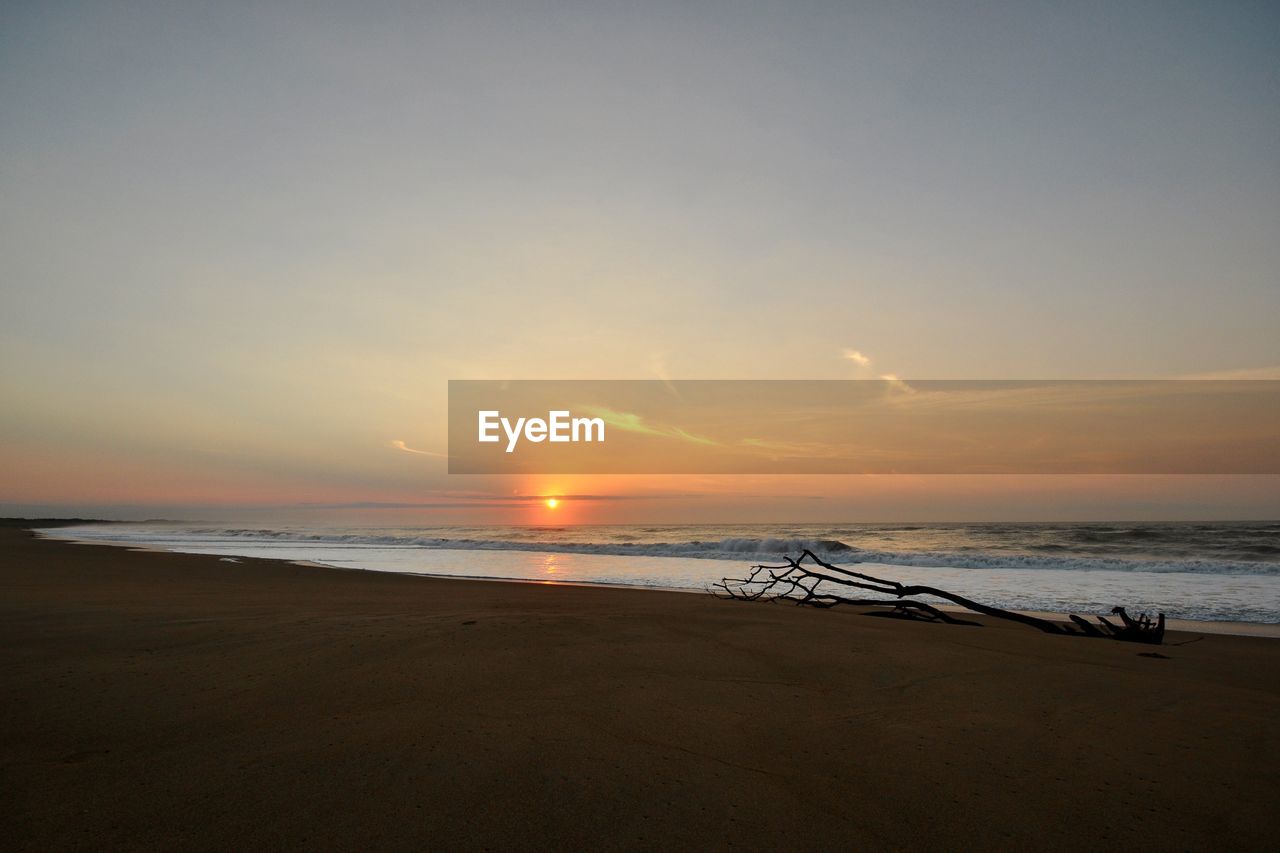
top-left (711, 550), bottom-right (1165, 645)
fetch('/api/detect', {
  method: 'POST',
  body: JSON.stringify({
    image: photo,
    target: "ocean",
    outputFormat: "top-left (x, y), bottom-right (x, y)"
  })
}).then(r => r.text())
top-left (40, 521), bottom-right (1280, 624)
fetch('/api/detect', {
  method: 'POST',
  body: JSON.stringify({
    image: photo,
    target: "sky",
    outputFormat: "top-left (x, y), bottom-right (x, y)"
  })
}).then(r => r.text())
top-left (2, 1), bottom-right (1278, 522)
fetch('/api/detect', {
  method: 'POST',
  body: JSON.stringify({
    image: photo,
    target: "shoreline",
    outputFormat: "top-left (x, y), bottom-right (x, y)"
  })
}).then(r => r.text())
top-left (4, 526), bottom-right (1279, 849)
top-left (36, 526), bottom-right (1280, 638)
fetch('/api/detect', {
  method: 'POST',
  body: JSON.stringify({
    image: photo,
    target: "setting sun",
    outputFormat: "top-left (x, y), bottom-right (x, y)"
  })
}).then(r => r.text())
top-left (544, 498), bottom-right (559, 509)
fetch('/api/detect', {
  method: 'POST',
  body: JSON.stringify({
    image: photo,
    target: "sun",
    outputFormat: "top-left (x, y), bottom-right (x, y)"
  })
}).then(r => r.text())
top-left (544, 498), bottom-right (559, 510)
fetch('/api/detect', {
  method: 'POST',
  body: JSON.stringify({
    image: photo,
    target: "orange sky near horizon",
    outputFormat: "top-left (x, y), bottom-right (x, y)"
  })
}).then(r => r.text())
top-left (3, 430), bottom-right (1276, 523)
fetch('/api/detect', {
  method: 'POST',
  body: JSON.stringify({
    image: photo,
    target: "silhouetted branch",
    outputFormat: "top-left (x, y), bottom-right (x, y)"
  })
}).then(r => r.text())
top-left (712, 549), bottom-right (1165, 644)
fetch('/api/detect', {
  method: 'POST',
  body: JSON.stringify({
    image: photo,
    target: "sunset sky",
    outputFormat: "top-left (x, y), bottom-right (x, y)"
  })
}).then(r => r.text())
top-left (2, 2), bottom-right (1277, 522)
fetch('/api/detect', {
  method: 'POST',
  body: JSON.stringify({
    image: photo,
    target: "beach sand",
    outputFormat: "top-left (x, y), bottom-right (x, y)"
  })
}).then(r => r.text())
top-left (2, 526), bottom-right (1277, 850)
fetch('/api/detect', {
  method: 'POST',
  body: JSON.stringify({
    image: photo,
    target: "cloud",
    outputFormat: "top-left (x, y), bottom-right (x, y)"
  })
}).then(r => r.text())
top-left (579, 406), bottom-right (719, 446)
top-left (878, 374), bottom-right (917, 395)
top-left (651, 353), bottom-right (680, 396)
top-left (842, 349), bottom-right (871, 366)
top-left (388, 439), bottom-right (446, 457)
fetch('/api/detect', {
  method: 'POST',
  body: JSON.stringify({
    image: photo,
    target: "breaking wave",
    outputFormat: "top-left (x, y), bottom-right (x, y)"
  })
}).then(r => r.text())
top-left (45, 525), bottom-right (1279, 576)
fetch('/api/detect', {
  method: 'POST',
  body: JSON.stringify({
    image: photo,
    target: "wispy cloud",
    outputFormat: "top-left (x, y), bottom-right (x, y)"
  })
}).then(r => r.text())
top-left (842, 348), bottom-right (871, 366)
top-left (878, 374), bottom-right (917, 395)
top-left (388, 439), bottom-right (446, 457)
top-left (580, 406), bottom-right (718, 446)
top-left (651, 353), bottom-right (680, 396)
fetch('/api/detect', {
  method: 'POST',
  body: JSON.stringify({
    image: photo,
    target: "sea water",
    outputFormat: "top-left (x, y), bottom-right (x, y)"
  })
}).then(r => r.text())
top-left (40, 521), bottom-right (1280, 624)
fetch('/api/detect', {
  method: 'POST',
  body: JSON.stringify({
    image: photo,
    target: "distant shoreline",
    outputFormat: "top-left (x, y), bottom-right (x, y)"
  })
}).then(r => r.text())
top-left (0, 517), bottom-right (121, 528)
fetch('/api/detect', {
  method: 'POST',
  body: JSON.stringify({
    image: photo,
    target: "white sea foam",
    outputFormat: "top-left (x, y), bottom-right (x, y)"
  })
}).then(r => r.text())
top-left (40, 522), bottom-right (1280, 623)
top-left (43, 525), bottom-right (1279, 576)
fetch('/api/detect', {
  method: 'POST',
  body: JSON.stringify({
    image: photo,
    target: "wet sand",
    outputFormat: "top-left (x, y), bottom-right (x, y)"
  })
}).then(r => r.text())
top-left (2, 526), bottom-right (1278, 850)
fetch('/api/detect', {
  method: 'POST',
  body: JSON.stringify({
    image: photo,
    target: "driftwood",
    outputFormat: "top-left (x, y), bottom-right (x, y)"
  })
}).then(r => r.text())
top-left (711, 549), bottom-right (1165, 645)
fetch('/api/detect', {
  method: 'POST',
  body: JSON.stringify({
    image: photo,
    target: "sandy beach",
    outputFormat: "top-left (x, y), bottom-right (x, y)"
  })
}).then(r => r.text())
top-left (1, 525), bottom-right (1276, 850)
